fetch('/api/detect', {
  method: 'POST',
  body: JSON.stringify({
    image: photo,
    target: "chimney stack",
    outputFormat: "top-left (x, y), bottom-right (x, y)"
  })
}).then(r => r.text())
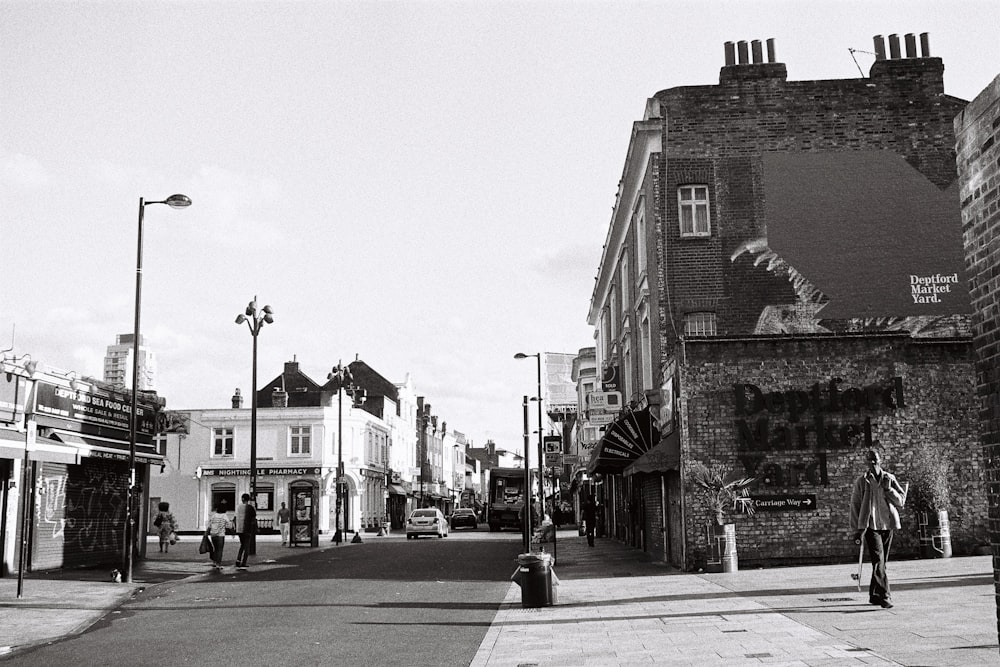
top-left (720, 37), bottom-right (786, 83)
top-left (232, 388), bottom-right (243, 409)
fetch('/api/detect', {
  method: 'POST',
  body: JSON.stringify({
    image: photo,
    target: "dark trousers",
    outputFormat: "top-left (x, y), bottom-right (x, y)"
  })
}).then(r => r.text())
top-left (237, 533), bottom-right (252, 566)
top-left (210, 536), bottom-right (225, 565)
top-left (863, 528), bottom-right (893, 603)
top-left (585, 520), bottom-right (596, 547)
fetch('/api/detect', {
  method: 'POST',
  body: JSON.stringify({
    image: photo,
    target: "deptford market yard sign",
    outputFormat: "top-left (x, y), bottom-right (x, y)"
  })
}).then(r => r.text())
top-left (732, 377), bottom-right (905, 488)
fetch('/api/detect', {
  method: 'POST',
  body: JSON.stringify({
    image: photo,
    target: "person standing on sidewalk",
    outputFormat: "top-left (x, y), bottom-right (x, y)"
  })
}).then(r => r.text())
top-left (582, 494), bottom-right (598, 547)
top-left (153, 501), bottom-right (178, 553)
top-left (206, 504), bottom-right (232, 569)
top-left (849, 449), bottom-right (907, 609)
top-left (277, 502), bottom-right (291, 546)
top-left (234, 493), bottom-right (257, 570)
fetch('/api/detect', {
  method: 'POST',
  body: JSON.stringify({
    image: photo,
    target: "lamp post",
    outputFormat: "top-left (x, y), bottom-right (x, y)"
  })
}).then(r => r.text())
top-left (521, 395), bottom-right (531, 553)
top-left (125, 194), bottom-right (190, 584)
top-left (328, 362), bottom-right (363, 544)
top-left (235, 297), bottom-right (274, 509)
top-left (514, 352), bottom-right (544, 527)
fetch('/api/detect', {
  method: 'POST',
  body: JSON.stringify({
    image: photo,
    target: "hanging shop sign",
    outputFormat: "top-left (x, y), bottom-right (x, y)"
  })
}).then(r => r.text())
top-left (0, 373), bottom-right (28, 424)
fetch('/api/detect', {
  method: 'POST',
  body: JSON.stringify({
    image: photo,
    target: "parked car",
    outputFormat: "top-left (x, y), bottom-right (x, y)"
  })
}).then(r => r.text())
top-left (450, 508), bottom-right (478, 530)
top-left (406, 508), bottom-right (449, 539)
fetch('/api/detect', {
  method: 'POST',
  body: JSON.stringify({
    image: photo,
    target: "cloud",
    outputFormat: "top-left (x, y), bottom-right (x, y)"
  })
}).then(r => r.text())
top-left (529, 242), bottom-right (601, 280)
top-left (0, 147), bottom-right (49, 188)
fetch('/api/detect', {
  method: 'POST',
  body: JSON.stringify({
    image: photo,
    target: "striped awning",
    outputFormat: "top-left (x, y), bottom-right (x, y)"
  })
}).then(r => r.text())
top-left (586, 407), bottom-right (660, 475)
top-left (624, 429), bottom-right (680, 476)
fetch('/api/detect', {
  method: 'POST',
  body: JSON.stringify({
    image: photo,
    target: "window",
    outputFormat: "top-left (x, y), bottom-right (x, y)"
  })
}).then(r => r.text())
top-left (635, 205), bottom-right (647, 276)
top-left (684, 312), bottom-right (717, 336)
top-left (290, 426), bottom-right (311, 455)
top-left (620, 254), bottom-right (630, 309)
top-left (678, 185), bottom-right (710, 237)
top-left (640, 305), bottom-right (653, 389)
top-left (212, 427), bottom-right (233, 457)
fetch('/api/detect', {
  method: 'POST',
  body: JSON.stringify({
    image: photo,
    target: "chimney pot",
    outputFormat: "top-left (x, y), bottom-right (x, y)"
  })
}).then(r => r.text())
top-left (751, 39), bottom-right (763, 64)
top-left (737, 40), bottom-right (749, 64)
top-left (888, 33), bottom-right (901, 59)
top-left (766, 38), bottom-right (776, 63)
top-left (919, 32), bottom-right (931, 57)
top-left (724, 41), bottom-right (736, 66)
top-left (873, 35), bottom-right (886, 60)
top-left (231, 388), bottom-right (244, 409)
top-left (904, 33), bottom-right (917, 58)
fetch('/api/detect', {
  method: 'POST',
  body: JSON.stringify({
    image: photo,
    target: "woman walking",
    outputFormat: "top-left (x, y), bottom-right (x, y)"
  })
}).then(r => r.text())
top-left (153, 501), bottom-right (178, 553)
top-left (206, 504), bottom-right (232, 570)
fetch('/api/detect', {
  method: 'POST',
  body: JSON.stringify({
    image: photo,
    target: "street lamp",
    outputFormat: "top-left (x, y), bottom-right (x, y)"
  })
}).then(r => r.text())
top-left (521, 395), bottom-right (531, 553)
top-left (514, 352), bottom-right (544, 528)
top-left (235, 297), bottom-right (274, 509)
top-left (328, 361), bottom-right (364, 544)
top-left (125, 194), bottom-right (190, 584)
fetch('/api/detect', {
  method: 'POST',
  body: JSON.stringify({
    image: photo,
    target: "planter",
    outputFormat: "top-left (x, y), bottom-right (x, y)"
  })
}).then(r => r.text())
top-left (918, 510), bottom-right (952, 559)
top-left (705, 523), bottom-right (738, 573)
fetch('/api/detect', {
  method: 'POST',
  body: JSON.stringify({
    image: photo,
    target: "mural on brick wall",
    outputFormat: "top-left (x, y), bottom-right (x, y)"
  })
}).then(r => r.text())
top-left (680, 337), bottom-right (985, 569)
top-left (731, 152), bottom-right (970, 337)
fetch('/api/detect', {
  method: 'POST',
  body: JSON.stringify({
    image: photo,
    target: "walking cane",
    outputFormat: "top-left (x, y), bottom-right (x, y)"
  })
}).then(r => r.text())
top-left (853, 534), bottom-right (864, 592)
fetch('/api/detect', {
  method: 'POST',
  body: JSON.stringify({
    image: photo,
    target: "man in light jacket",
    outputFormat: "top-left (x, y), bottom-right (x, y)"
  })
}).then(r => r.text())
top-left (850, 449), bottom-right (907, 608)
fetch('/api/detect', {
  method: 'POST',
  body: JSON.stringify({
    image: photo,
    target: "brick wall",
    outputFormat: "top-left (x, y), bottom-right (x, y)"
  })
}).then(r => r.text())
top-left (678, 334), bottom-right (984, 570)
top-left (655, 57), bottom-right (966, 352)
top-left (955, 73), bottom-right (1000, 643)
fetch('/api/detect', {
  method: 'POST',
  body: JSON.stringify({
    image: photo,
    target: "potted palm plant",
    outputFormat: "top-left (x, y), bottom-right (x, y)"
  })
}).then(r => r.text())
top-left (908, 448), bottom-right (952, 558)
top-left (688, 461), bottom-right (756, 572)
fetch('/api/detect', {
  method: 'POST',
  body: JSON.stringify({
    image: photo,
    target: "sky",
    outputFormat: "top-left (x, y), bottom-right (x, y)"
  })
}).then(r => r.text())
top-left (2, 1), bottom-right (998, 454)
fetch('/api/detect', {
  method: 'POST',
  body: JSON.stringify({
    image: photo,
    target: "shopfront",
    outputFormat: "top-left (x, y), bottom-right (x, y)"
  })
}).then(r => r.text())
top-left (1, 372), bottom-right (162, 574)
top-left (199, 465), bottom-right (324, 533)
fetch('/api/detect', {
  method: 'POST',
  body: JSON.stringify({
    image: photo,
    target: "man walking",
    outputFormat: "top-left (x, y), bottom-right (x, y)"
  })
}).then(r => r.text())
top-left (582, 494), bottom-right (598, 547)
top-left (234, 493), bottom-right (257, 570)
top-left (849, 449), bottom-right (907, 608)
top-left (277, 501), bottom-right (291, 546)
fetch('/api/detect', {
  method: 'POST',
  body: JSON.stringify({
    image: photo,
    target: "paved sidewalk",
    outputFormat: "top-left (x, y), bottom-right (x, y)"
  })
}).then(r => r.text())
top-left (1, 529), bottom-right (997, 666)
top-left (472, 531), bottom-right (999, 667)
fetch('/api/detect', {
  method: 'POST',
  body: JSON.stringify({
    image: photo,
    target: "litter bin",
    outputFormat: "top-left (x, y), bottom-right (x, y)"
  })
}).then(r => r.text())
top-left (512, 552), bottom-right (555, 608)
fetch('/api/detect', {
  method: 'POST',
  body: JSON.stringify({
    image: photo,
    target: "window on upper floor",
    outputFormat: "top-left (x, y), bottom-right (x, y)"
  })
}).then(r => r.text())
top-left (290, 426), bottom-right (311, 456)
top-left (620, 253), bottom-right (630, 309)
top-left (683, 312), bottom-right (717, 336)
top-left (635, 205), bottom-right (647, 276)
top-left (212, 427), bottom-right (233, 457)
top-left (678, 185), bottom-right (711, 237)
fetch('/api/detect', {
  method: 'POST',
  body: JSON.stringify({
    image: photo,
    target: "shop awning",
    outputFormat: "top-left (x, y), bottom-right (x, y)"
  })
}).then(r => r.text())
top-left (50, 431), bottom-right (163, 464)
top-left (623, 430), bottom-right (680, 476)
top-left (387, 483), bottom-right (408, 495)
top-left (586, 407), bottom-right (660, 475)
top-left (1, 427), bottom-right (81, 464)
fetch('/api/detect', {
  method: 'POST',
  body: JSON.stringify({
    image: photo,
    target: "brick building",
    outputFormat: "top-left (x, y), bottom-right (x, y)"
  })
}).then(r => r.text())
top-left (586, 34), bottom-right (985, 569)
top-left (955, 74), bottom-right (1000, 642)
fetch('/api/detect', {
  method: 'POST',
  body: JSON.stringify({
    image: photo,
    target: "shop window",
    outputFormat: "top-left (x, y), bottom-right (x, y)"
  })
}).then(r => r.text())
top-left (254, 486), bottom-right (274, 512)
top-left (212, 427), bottom-right (233, 457)
top-left (211, 487), bottom-right (236, 514)
top-left (289, 426), bottom-right (311, 456)
top-left (678, 185), bottom-right (711, 237)
top-left (684, 312), bottom-right (716, 336)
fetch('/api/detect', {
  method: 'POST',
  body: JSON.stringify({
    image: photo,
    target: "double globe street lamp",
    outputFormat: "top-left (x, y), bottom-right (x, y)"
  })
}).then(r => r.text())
top-left (125, 194), bottom-right (191, 584)
top-left (236, 298), bottom-right (274, 502)
top-left (327, 362), bottom-right (365, 544)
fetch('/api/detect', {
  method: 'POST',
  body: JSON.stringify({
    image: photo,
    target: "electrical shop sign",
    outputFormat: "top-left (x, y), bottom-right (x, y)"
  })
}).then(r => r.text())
top-left (34, 381), bottom-right (157, 440)
top-left (732, 377), bottom-right (905, 488)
